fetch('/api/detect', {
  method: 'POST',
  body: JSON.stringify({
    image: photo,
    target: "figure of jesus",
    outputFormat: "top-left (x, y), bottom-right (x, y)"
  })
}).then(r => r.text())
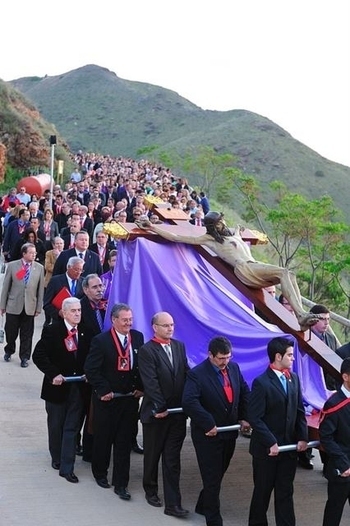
top-left (137, 211), bottom-right (320, 332)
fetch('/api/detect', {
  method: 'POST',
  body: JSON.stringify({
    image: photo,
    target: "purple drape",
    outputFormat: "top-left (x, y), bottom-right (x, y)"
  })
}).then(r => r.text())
top-left (105, 238), bottom-right (331, 409)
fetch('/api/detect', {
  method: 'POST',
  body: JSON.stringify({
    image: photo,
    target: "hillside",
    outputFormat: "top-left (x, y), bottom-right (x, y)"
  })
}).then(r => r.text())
top-left (7, 64), bottom-right (350, 220)
top-left (0, 80), bottom-right (72, 180)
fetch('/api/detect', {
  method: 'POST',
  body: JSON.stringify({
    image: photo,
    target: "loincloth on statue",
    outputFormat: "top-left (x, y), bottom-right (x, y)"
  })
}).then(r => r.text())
top-left (233, 260), bottom-right (281, 288)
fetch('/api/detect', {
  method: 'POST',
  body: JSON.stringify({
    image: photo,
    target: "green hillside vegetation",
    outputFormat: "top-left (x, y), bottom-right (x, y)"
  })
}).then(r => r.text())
top-left (9, 64), bottom-right (350, 223)
top-left (0, 79), bottom-right (73, 183)
top-left (3, 65), bottom-right (350, 334)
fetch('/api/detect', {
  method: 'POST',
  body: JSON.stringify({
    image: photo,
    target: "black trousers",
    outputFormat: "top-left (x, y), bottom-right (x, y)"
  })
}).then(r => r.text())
top-left (91, 395), bottom-right (138, 488)
top-left (193, 433), bottom-right (236, 526)
top-left (45, 384), bottom-right (84, 475)
top-left (323, 478), bottom-right (350, 526)
top-left (4, 310), bottom-right (35, 360)
top-left (249, 453), bottom-right (297, 526)
top-left (142, 414), bottom-right (187, 507)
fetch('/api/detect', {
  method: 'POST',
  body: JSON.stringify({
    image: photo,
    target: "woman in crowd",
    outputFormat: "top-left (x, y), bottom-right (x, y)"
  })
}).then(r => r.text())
top-left (12, 227), bottom-right (46, 264)
top-left (39, 208), bottom-right (59, 251)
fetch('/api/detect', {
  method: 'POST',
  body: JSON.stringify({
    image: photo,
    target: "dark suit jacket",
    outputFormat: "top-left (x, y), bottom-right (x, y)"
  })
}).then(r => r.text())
top-left (43, 273), bottom-right (84, 320)
top-left (138, 338), bottom-right (190, 424)
top-left (53, 248), bottom-right (103, 277)
top-left (84, 329), bottom-right (144, 398)
top-left (182, 359), bottom-right (250, 441)
top-left (61, 233), bottom-right (75, 250)
top-left (32, 319), bottom-right (89, 404)
top-left (79, 295), bottom-right (105, 345)
top-left (56, 213), bottom-right (70, 232)
top-left (3, 220), bottom-right (30, 258)
top-left (319, 389), bottom-right (350, 481)
top-left (89, 243), bottom-right (111, 273)
top-left (81, 217), bottom-right (94, 238)
top-left (248, 367), bottom-right (308, 458)
top-left (336, 342), bottom-right (350, 359)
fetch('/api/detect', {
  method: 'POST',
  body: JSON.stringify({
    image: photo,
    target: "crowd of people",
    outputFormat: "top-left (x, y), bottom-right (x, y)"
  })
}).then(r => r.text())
top-left (0, 152), bottom-right (349, 526)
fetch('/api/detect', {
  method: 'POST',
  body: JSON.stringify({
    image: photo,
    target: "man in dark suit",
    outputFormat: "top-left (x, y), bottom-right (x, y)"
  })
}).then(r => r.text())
top-left (248, 337), bottom-right (308, 526)
top-left (77, 273), bottom-right (106, 460)
top-left (55, 202), bottom-right (71, 232)
top-left (319, 357), bottom-right (350, 526)
top-left (32, 298), bottom-right (89, 483)
top-left (89, 231), bottom-right (112, 273)
top-left (53, 231), bottom-right (102, 277)
top-left (2, 208), bottom-right (31, 261)
top-left (43, 256), bottom-right (85, 323)
top-left (138, 311), bottom-right (190, 518)
top-left (189, 209), bottom-right (205, 227)
top-left (61, 220), bottom-right (81, 250)
top-left (84, 303), bottom-right (144, 500)
top-left (310, 304), bottom-right (339, 390)
top-left (182, 336), bottom-right (250, 526)
top-left (79, 205), bottom-right (94, 240)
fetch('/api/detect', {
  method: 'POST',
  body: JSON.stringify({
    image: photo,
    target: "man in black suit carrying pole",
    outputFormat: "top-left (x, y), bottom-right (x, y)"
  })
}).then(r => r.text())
top-left (319, 357), bottom-right (350, 526)
top-left (32, 298), bottom-right (89, 483)
top-left (138, 311), bottom-right (190, 519)
top-left (248, 337), bottom-right (308, 526)
top-left (84, 303), bottom-right (144, 500)
top-left (182, 336), bottom-right (250, 526)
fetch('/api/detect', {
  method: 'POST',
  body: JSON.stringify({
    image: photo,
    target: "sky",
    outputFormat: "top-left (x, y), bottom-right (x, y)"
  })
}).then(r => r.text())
top-left (2, 0), bottom-right (349, 167)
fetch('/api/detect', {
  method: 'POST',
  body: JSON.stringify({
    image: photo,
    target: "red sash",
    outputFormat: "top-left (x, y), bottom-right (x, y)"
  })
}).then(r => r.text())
top-left (110, 329), bottom-right (131, 371)
top-left (152, 336), bottom-right (171, 345)
top-left (319, 396), bottom-right (350, 424)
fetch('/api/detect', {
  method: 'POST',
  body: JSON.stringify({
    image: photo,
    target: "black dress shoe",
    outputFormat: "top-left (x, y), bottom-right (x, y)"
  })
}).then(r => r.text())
top-left (146, 494), bottom-right (162, 507)
top-left (164, 506), bottom-right (189, 518)
top-left (96, 478), bottom-right (110, 489)
top-left (60, 472), bottom-right (79, 483)
top-left (132, 442), bottom-right (144, 454)
top-left (114, 487), bottom-right (131, 500)
top-left (4, 353), bottom-right (11, 362)
top-left (51, 461), bottom-right (60, 470)
top-left (20, 359), bottom-right (28, 368)
top-left (76, 444), bottom-right (83, 456)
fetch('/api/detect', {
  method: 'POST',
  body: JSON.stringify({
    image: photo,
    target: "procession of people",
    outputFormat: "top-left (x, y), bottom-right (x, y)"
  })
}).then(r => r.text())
top-left (0, 152), bottom-right (349, 526)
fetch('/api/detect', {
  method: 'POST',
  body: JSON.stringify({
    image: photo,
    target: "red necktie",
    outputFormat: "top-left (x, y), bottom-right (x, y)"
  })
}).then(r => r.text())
top-left (221, 368), bottom-right (233, 403)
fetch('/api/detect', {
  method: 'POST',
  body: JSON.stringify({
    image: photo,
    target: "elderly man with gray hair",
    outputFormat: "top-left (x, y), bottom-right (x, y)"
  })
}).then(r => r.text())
top-left (43, 256), bottom-right (85, 324)
top-left (33, 297), bottom-right (90, 483)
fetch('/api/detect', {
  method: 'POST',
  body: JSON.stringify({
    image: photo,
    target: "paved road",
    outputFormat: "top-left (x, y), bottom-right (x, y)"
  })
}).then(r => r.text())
top-left (0, 307), bottom-right (347, 525)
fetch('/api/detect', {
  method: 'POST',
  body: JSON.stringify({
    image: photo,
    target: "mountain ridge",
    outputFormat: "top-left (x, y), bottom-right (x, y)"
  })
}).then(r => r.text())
top-left (6, 64), bottom-right (350, 221)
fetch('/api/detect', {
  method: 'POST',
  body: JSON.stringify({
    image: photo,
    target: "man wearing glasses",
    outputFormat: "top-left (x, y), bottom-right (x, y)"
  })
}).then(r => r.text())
top-left (182, 336), bottom-right (250, 526)
top-left (138, 311), bottom-right (190, 518)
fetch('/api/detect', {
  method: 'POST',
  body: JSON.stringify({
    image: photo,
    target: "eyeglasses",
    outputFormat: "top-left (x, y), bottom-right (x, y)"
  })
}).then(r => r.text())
top-left (155, 323), bottom-right (174, 328)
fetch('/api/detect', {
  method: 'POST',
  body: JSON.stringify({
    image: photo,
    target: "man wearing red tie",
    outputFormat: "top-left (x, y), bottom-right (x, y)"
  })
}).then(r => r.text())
top-left (1, 243), bottom-right (44, 367)
top-left (189, 209), bottom-right (204, 227)
top-left (32, 298), bottom-right (89, 483)
top-left (182, 336), bottom-right (250, 525)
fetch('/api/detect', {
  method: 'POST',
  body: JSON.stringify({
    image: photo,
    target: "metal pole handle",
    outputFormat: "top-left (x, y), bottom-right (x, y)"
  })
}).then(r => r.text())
top-left (277, 440), bottom-right (320, 452)
top-left (63, 375), bottom-right (86, 383)
top-left (112, 392), bottom-right (134, 398)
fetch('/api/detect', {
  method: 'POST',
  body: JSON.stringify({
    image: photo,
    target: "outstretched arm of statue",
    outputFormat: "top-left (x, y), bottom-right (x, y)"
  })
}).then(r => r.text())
top-left (136, 219), bottom-right (209, 246)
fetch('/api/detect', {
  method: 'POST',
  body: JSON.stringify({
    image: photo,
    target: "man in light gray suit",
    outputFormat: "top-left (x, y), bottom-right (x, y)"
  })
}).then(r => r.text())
top-left (1, 242), bottom-right (45, 367)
